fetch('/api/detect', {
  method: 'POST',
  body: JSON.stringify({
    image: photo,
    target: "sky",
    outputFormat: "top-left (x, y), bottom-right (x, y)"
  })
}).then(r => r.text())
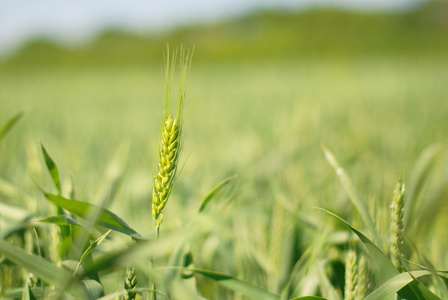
top-left (0, 0), bottom-right (422, 58)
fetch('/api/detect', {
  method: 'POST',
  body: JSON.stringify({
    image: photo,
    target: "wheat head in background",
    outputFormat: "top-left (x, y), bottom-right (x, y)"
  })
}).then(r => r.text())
top-left (390, 180), bottom-right (405, 272)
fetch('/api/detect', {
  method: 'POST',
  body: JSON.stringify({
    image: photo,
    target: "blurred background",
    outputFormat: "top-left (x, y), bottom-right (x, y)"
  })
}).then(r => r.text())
top-left (1, 0), bottom-right (448, 249)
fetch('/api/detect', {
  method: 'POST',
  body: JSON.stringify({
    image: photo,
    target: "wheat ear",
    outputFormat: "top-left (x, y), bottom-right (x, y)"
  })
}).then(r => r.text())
top-left (354, 255), bottom-right (369, 299)
top-left (390, 180), bottom-right (405, 272)
top-left (152, 45), bottom-right (193, 231)
top-left (124, 266), bottom-right (138, 300)
top-left (344, 250), bottom-right (358, 300)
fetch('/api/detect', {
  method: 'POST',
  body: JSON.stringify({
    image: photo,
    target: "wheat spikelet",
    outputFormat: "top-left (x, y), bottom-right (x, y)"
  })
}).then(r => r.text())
top-left (344, 250), bottom-right (358, 300)
top-left (152, 115), bottom-right (180, 225)
top-left (390, 180), bottom-right (405, 272)
top-left (124, 266), bottom-right (138, 300)
top-left (152, 45), bottom-right (193, 230)
top-left (355, 255), bottom-right (369, 299)
top-left (268, 200), bottom-right (287, 292)
top-left (24, 230), bottom-right (38, 288)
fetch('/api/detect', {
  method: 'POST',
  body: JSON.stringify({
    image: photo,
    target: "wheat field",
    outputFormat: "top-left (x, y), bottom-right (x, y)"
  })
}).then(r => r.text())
top-left (1, 46), bottom-right (448, 299)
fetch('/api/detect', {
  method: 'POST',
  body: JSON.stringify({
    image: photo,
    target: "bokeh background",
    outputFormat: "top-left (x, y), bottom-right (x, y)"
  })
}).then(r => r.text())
top-left (1, 0), bottom-right (448, 270)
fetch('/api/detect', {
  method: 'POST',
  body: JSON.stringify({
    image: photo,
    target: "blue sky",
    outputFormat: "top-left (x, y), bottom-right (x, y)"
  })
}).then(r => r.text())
top-left (0, 0), bottom-right (421, 58)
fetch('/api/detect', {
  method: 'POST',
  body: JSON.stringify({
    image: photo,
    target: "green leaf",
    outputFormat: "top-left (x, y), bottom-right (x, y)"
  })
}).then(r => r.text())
top-left (81, 280), bottom-right (104, 300)
top-left (0, 240), bottom-right (85, 298)
top-left (321, 146), bottom-right (381, 245)
top-left (166, 239), bottom-right (188, 282)
top-left (44, 193), bottom-right (144, 240)
top-left (22, 281), bottom-right (37, 300)
top-left (405, 259), bottom-right (448, 274)
top-left (0, 112), bottom-right (24, 143)
top-left (364, 270), bottom-right (445, 300)
top-left (72, 141), bottom-right (128, 258)
top-left (182, 251), bottom-right (194, 279)
top-left (40, 143), bottom-right (62, 195)
top-left (404, 144), bottom-right (440, 230)
top-left (40, 143), bottom-right (71, 253)
top-left (39, 215), bottom-right (83, 227)
top-left (74, 230), bottom-right (111, 275)
top-left (190, 268), bottom-right (280, 300)
top-left (78, 231), bottom-right (198, 286)
top-left (198, 175), bottom-right (238, 212)
top-left (290, 297), bottom-right (327, 300)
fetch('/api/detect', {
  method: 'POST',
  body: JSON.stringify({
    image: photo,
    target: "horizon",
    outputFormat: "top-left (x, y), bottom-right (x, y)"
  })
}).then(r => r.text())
top-left (0, 0), bottom-right (423, 59)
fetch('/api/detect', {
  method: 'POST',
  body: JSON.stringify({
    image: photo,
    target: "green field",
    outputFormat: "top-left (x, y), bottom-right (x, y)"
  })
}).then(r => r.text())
top-left (1, 3), bottom-right (448, 299)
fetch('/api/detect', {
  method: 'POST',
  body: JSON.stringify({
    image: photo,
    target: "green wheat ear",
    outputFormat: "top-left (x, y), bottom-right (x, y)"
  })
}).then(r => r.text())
top-left (152, 45), bottom-right (193, 232)
top-left (390, 180), bottom-right (405, 272)
top-left (124, 266), bottom-right (137, 300)
top-left (344, 250), bottom-right (358, 300)
top-left (355, 255), bottom-right (369, 299)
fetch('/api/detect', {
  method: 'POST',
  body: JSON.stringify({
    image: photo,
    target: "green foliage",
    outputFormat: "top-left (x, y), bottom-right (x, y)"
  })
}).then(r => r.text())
top-left (39, 215), bottom-right (83, 227)
top-left (43, 193), bottom-right (144, 240)
top-left (0, 112), bottom-right (24, 143)
top-left (0, 240), bottom-right (86, 298)
top-left (198, 175), bottom-right (238, 213)
top-left (74, 230), bottom-right (111, 275)
top-left (1, 8), bottom-right (448, 295)
top-left (364, 270), bottom-right (446, 300)
top-left (190, 269), bottom-right (280, 300)
top-left (322, 146), bottom-right (380, 245)
top-left (40, 143), bottom-right (62, 195)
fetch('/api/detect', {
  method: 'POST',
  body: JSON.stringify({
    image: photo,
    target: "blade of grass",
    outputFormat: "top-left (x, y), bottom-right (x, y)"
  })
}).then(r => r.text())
top-left (190, 268), bottom-right (280, 300)
top-left (404, 144), bottom-right (440, 230)
top-left (74, 230), bottom-right (111, 275)
top-left (21, 281), bottom-right (37, 300)
top-left (73, 141), bottom-right (128, 258)
top-left (198, 175), bottom-right (238, 212)
top-left (0, 112), bottom-right (24, 143)
top-left (40, 143), bottom-right (62, 195)
top-left (81, 280), bottom-right (104, 299)
top-left (315, 260), bottom-right (342, 300)
top-left (290, 297), bottom-right (327, 300)
top-left (40, 143), bottom-right (71, 258)
top-left (39, 215), bottom-right (83, 227)
top-left (79, 232), bottom-right (186, 277)
top-left (0, 240), bottom-right (86, 298)
top-left (364, 270), bottom-right (445, 300)
top-left (321, 146), bottom-right (381, 245)
top-left (44, 193), bottom-right (144, 240)
top-left (79, 243), bottom-right (168, 298)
